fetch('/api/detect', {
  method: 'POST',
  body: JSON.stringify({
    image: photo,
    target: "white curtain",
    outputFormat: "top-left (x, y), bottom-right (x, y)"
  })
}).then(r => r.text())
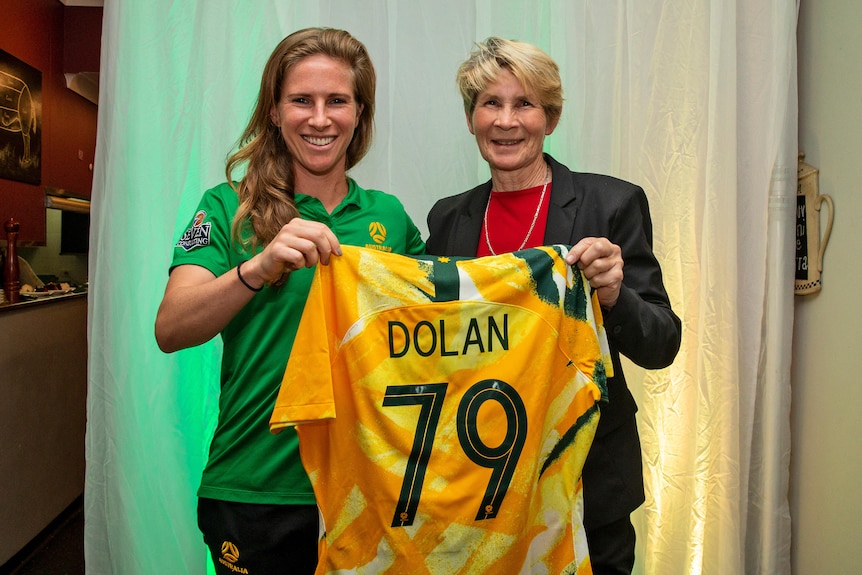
top-left (86, 1), bottom-right (797, 573)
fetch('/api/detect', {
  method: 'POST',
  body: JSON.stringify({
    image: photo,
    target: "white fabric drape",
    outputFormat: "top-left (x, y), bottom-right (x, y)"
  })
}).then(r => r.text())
top-left (86, 1), bottom-right (796, 573)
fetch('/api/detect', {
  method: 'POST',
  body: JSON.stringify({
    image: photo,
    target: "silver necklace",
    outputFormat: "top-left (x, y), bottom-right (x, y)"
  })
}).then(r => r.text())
top-left (483, 165), bottom-right (550, 256)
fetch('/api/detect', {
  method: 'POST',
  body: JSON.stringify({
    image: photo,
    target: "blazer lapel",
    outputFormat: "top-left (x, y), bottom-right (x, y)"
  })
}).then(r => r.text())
top-left (451, 182), bottom-right (491, 257)
top-left (544, 154), bottom-right (579, 247)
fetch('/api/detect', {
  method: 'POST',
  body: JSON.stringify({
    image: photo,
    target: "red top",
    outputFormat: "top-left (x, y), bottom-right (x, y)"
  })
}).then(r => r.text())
top-left (477, 183), bottom-right (552, 257)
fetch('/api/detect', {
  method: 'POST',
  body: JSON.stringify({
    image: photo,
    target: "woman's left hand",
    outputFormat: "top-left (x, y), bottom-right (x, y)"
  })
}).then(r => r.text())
top-left (565, 237), bottom-right (624, 309)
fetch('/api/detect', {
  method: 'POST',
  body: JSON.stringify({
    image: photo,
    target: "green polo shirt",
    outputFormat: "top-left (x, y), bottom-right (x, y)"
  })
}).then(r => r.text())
top-left (170, 179), bottom-right (425, 504)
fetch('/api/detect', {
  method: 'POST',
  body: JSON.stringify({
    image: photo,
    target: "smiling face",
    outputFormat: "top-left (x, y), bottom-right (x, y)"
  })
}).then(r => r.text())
top-left (467, 67), bottom-right (558, 189)
top-left (271, 54), bottom-right (364, 183)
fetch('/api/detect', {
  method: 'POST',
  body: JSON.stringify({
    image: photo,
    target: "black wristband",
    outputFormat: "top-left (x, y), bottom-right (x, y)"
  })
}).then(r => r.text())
top-left (236, 260), bottom-right (263, 292)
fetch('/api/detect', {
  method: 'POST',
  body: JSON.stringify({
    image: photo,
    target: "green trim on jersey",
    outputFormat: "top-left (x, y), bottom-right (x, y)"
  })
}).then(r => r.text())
top-left (170, 179), bottom-right (425, 504)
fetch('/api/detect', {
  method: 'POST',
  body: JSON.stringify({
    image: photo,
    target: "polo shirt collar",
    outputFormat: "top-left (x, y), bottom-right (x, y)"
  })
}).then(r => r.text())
top-left (295, 178), bottom-right (362, 215)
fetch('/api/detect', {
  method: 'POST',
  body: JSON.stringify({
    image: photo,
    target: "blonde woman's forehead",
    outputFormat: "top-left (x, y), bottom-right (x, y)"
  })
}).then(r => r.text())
top-left (478, 69), bottom-right (537, 99)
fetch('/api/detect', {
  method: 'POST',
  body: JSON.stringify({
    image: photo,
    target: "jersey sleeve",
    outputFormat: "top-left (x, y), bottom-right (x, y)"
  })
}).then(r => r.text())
top-left (169, 183), bottom-right (241, 277)
top-left (269, 265), bottom-right (337, 431)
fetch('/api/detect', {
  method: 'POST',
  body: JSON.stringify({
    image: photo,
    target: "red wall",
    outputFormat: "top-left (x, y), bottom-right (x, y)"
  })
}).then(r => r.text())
top-left (0, 0), bottom-right (101, 244)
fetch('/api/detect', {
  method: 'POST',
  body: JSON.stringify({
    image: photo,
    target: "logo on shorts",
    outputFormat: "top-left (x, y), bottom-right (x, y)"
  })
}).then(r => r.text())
top-left (176, 210), bottom-right (211, 252)
top-left (218, 541), bottom-right (248, 573)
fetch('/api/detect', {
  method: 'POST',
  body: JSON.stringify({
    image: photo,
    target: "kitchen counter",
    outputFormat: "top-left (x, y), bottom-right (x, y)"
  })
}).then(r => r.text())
top-left (0, 290), bottom-right (88, 565)
top-left (0, 289), bottom-right (87, 312)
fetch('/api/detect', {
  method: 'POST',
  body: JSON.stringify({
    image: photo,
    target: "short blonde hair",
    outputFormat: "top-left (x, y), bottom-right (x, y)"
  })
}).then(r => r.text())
top-left (456, 37), bottom-right (563, 125)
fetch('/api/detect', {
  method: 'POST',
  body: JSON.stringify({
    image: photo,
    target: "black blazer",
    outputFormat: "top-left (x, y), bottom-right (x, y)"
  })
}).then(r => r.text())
top-left (426, 153), bottom-right (681, 528)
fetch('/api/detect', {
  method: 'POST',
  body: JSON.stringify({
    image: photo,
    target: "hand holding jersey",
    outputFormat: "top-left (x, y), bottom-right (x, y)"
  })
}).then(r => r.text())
top-left (565, 237), bottom-right (624, 310)
top-left (238, 218), bottom-right (343, 290)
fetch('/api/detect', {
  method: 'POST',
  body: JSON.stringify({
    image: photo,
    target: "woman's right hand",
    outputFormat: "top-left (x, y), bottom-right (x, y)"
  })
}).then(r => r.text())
top-left (155, 218), bottom-right (341, 353)
top-left (241, 218), bottom-right (342, 288)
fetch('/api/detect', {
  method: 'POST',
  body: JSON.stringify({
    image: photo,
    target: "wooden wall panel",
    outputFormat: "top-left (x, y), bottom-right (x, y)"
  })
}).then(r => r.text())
top-left (0, 0), bottom-right (100, 244)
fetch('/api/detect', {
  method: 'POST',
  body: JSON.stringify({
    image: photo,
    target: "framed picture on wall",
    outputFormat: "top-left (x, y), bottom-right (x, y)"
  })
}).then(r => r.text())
top-left (0, 48), bottom-right (42, 185)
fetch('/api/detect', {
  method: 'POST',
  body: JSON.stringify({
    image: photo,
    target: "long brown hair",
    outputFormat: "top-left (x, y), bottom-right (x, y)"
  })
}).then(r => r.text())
top-left (227, 27), bottom-right (376, 251)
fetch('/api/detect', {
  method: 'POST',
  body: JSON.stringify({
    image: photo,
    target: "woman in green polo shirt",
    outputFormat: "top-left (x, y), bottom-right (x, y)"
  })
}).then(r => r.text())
top-left (155, 28), bottom-right (424, 575)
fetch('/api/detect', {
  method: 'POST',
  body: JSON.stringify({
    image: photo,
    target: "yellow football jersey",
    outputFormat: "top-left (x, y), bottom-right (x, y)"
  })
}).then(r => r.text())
top-left (270, 245), bottom-right (611, 574)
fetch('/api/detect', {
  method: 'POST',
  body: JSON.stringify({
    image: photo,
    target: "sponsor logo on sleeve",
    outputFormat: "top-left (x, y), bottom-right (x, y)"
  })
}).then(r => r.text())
top-left (176, 210), bottom-right (211, 252)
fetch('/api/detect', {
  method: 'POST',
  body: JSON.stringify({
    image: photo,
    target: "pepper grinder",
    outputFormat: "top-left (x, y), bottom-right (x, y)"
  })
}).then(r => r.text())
top-left (4, 218), bottom-right (20, 303)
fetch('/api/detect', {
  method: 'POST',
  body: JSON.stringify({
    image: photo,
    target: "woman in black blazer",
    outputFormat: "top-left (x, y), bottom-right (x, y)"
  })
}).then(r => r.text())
top-left (426, 37), bottom-right (681, 575)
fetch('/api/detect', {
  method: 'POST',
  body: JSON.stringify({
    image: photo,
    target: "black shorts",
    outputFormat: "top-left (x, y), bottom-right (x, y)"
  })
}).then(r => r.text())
top-left (198, 498), bottom-right (319, 575)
